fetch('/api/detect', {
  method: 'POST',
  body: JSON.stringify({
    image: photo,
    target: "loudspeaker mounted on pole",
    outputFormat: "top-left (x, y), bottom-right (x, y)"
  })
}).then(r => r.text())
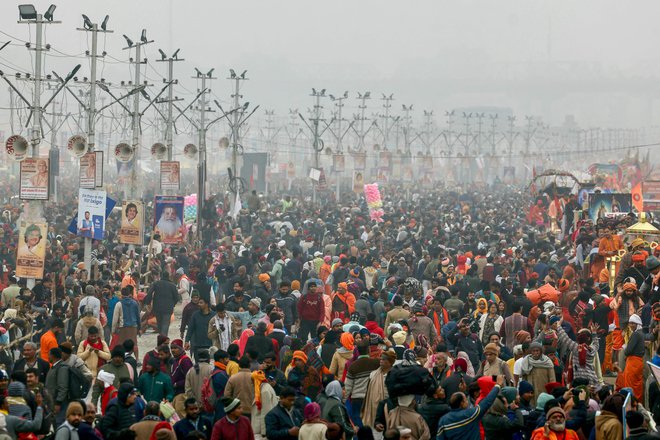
top-left (151, 142), bottom-right (167, 160)
top-left (67, 135), bottom-right (88, 158)
top-left (114, 142), bottom-right (134, 163)
top-left (184, 143), bottom-right (198, 159)
top-left (5, 135), bottom-right (29, 161)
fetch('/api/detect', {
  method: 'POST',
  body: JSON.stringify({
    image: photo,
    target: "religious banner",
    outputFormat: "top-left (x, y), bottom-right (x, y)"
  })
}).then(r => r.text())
top-left (79, 152), bottom-right (103, 189)
top-left (353, 171), bottom-right (365, 193)
top-left (119, 200), bottom-right (144, 245)
top-left (77, 188), bottom-right (107, 240)
top-left (160, 161), bottom-right (181, 191)
top-left (333, 154), bottom-right (345, 173)
top-left (588, 193), bottom-right (632, 221)
top-left (19, 158), bottom-right (50, 200)
top-left (154, 195), bottom-right (186, 244)
top-left (15, 221), bottom-right (47, 279)
top-left (379, 151), bottom-right (392, 169)
top-left (353, 152), bottom-right (366, 171)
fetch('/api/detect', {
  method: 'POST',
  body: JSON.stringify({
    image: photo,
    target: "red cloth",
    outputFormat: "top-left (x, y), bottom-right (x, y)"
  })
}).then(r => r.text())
top-left (101, 385), bottom-right (117, 415)
top-left (365, 321), bottom-right (384, 338)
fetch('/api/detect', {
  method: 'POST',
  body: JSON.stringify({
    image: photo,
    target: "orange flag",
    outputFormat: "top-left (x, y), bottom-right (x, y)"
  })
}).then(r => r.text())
top-left (632, 182), bottom-right (644, 213)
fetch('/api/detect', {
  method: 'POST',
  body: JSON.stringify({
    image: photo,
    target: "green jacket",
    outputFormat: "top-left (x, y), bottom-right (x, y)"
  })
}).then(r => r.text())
top-left (138, 371), bottom-right (174, 402)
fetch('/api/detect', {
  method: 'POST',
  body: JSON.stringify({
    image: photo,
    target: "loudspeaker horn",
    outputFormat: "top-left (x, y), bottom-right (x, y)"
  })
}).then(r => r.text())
top-left (114, 143), bottom-right (134, 163)
top-left (67, 135), bottom-right (88, 158)
top-left (5, 134), bottom-right (28, 161)
top-left (151, 142), bottom-right (167, 160)
top-left (184, 143), bottom-right (198, 159)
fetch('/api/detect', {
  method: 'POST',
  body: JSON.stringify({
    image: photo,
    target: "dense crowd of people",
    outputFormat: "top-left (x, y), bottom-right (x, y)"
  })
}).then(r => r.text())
top-left (0, 175), bottom-right (657, 440)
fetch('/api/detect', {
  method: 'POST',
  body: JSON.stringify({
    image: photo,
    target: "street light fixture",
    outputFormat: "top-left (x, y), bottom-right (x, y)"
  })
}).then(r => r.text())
top-left (101, 14), bottom-right (109, 31)
top-left (18, 4), bottom-right (37, 20)
top-left (44, 4), bottom-right (56, 21)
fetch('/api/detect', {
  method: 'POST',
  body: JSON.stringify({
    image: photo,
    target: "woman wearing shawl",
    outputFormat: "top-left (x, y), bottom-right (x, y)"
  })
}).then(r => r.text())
top-left (299, 402), bottom-right (328, 440)
top-left (320, 381), bottom-right (355, 439)
top-left (478, 302), bottom-right (503, 345)
top-left (473, 298), bottom-right (488, 319)
top-left (250, 370), bottom-right (278, 440)
top-left (287, 350), bottom-right (321, 400)
top-left (361, 350), bottom-right (396, 428)
top-left (237, 328), bottom-right (254, 357)
top-left (519, 341), bottom-right (556, 406)
top-left (329, 333), bottom-right (354, 380)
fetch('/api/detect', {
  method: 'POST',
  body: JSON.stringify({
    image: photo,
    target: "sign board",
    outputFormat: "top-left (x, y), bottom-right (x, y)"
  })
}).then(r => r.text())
top-left (119, 200), bottom-right (145, 245)
top-left (15, 221), bottom-right (47, 279)
top-left (77, 188), bottom-right (107, 240)
top-left (160, 161), bottom-right (181, 191)
top-left (19, 158), bottom-right (50, 200)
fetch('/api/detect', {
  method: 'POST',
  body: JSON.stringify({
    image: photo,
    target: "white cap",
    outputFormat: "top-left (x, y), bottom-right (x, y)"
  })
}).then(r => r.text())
top-left (629, 314), bottom-right (642, 326)
top-left (97, 370), bottom-right (115, 387)
top-left (277, 240), bottom-right (286, 248)
top-left (314, 251), bottom-right (322, 257)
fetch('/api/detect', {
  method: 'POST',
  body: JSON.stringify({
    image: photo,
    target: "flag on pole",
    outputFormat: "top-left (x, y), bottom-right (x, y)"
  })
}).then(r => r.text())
top-left (230, 192), bottom-right (242, 219)
top-left (632, 182), bottom-right (644, 213)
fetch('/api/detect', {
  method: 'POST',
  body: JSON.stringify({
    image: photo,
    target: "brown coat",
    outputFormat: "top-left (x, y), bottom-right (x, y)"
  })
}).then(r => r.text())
top-left (130, 419), bottom-right (161, 440)
top-left (522, 364), bottom-right (556, 406)
top-left (224, 368), bottom-right (255, 415)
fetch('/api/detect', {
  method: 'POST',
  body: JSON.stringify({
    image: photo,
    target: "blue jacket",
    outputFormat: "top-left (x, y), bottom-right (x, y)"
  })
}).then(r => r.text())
top-left (265, 404), bottom-right (303, 440)
top-left (437, 385), bottom-right (500, 440)
top-left (119, 297), bottom-right (140, 328)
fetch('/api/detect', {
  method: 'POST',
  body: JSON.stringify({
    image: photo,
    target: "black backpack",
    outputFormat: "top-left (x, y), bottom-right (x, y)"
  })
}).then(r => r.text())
top-left (67, 364), bottom-right (92, 399)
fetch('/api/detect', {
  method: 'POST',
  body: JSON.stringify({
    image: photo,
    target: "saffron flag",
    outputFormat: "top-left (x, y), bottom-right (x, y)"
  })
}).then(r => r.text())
top-left (632, 183), bottom-right (644, 213)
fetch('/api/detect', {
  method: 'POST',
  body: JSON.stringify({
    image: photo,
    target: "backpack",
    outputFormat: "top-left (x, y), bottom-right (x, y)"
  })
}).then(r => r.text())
top-left (201, 370), bottom-right (220, 413)
top-left (67, 364), bottom-right (92, 400)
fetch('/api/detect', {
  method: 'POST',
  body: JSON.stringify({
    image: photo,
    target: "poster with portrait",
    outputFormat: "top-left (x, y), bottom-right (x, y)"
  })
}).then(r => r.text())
top-left (119, 200), bottom-right (144, 245)
top-left (353, 171), bottom-right (365, 193)
top-left (160, 161), bottom-right (181, 191)
top-left (588, 193), bottom-right (632, 221)
top-left (353, 152), bottom-right (366, 171)
top-left (77, 188), bottom-right (107, 240)
top-left (79, 152), bottom-right (103, 188)
top-left (379, 151), bottom-right (391, 169)
top-left (154, 195), bottom-right (186, 244)
top-left (333, 154), bottom-right (345, 173)
top-left (15, 221), bottom-right (47, 279)
top-left (19, 158), bottom-right (50, 200)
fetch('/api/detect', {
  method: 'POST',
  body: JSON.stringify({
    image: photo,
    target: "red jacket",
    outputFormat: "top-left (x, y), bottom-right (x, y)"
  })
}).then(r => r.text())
top-left (364, 321), bottom-right (384, 338)
top-left (297, 292), bottom-right (325, 321)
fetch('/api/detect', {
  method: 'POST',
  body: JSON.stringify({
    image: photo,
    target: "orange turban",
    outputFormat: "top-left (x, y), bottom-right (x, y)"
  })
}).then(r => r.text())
top-left (623, 281), bottom-right (637, 292)
top-left (557, 278), bottom-right (570, 293)
top-left (290, 350), bottom-right (308, 368)
top-left (338, 282), bottom-right (348, 291)
top-left (258, 273), bottom-right (270, 283)
top-left (340, 333), bottom-right (355, 351)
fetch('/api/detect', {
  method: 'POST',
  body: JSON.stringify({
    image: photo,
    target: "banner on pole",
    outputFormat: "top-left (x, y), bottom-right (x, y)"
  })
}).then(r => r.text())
top-left (154, 195), bottom-right (186, 244)
top-left (119, 200), bottom-right (145, 245)
top-left (160, 161), bottom-right (181, 191)
top-left (77, 188), bottom-right (107, 240)
top-left (19, 158), bottom-right (50, 200)
top-left (15, 221), bottom-right (47, 279)
top-left (80, 151), bottom-right (103, 188)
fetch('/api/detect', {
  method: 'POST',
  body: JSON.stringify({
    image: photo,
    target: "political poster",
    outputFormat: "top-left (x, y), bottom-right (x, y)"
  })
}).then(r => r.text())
top-left (154, 195), bottom-right (186, 244)
top-left (353, 171), bottom-right (365, 193)
top-left (79, 152), bottom-right (103, 188)
top-left (77, 188), bottom-right (107, 240)
top-left (588, 193), bottom-right (632, 221)
top-left (19, 158), bottom-right (50, 200)
top-left (119, 200), bottom-right (144, 245)
top-left (15, 221), bottom-right (47, 279)
top-left (160, 161), bottom-right (181, 191)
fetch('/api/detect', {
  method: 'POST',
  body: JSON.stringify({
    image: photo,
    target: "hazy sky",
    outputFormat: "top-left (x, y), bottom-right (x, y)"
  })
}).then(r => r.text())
top-left (2, 0), bottom-right (660, 135)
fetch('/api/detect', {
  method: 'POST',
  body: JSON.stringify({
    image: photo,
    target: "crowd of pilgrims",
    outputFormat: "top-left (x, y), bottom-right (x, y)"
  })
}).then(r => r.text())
top-left (0, 177), bottom-right (657, 440)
